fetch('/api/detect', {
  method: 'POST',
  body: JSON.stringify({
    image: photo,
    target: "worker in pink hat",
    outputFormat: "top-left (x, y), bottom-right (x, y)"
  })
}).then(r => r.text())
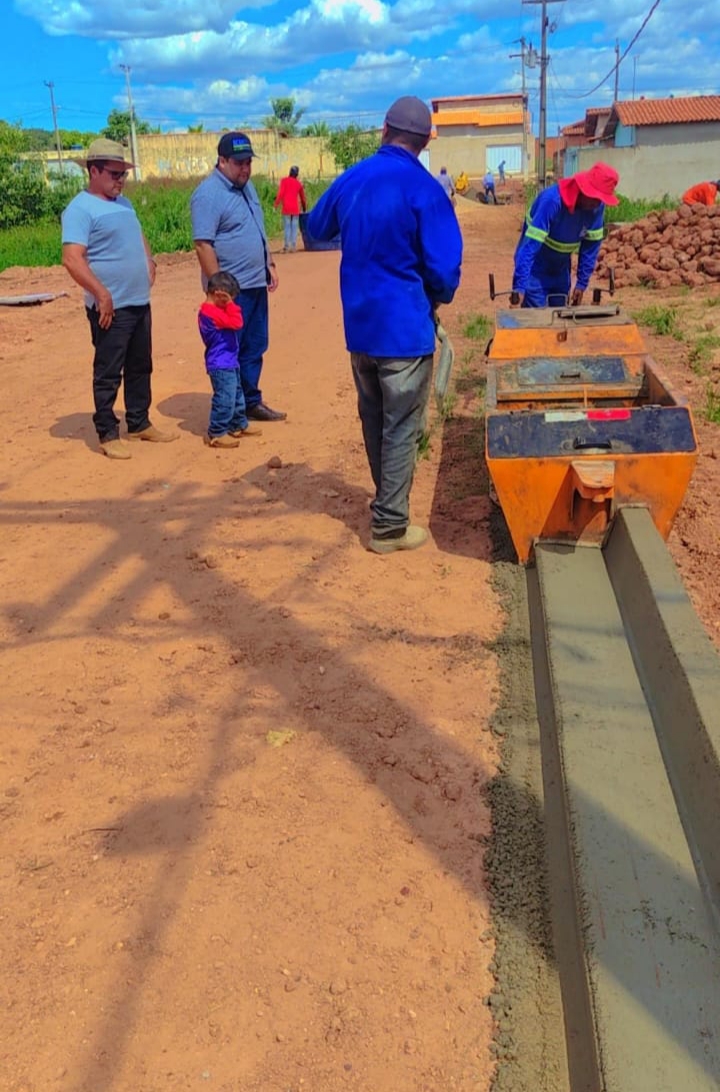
top-left (512, 161), bottom-right (619, 307)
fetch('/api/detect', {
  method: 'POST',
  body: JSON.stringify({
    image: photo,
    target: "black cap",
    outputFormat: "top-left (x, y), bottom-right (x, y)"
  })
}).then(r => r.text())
top-left (384, 96), bottom-right (432, 137)
top-left (217, 131), bottom-right (255, 160)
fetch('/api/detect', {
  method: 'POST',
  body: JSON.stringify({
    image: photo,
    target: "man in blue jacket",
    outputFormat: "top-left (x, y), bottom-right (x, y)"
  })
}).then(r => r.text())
top-left (512, 162), bottom-right (619, 307)
top-left (307, 96), bottom-right (462, 554)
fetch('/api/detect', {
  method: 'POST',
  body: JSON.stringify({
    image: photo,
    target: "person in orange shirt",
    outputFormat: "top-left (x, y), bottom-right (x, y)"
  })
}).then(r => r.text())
top-left (274, 166), bottom-right (308, 252)
top-left (681, 180), bottom-right (720, 206)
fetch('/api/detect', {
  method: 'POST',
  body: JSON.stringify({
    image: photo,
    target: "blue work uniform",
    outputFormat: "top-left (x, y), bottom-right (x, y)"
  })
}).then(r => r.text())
top-left (513, 184), bottom-right (605, 307)
top-left (306, 144), bottom-right (462, 357)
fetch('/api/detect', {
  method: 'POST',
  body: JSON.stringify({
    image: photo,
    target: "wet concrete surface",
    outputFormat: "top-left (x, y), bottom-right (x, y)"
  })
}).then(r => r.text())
top-left (484, 515), bottom-right (570, 1092)
top-left (534, 536), bottom-right (720, 1091)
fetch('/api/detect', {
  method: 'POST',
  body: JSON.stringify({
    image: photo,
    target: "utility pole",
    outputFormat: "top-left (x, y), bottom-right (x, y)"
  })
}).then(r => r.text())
top-left (614, 39), bottom-right (620, 103)
top-left (44, 80), bottom-right (64, 177)
top-left (522, 0), bottom-right (564, 189)
top-left (119, 64), bottom-right (140, 181)
top-left (509, 37), bottom-right (530, 180)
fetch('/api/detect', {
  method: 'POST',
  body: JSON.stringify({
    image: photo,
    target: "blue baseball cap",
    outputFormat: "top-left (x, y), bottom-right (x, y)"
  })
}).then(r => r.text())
top-left (217, 131), bottom-right (255, 160)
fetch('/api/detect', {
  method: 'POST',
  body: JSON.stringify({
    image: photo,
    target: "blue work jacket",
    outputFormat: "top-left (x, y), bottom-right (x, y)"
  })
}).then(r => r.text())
top-left (513, 184), bottom-right (605, 301)
top-left (307, 145), bottom-right (462, 357)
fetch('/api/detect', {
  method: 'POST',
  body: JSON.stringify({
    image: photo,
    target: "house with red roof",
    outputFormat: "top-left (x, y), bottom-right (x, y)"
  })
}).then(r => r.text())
top-left (563, 96), bottom-right (720, 199)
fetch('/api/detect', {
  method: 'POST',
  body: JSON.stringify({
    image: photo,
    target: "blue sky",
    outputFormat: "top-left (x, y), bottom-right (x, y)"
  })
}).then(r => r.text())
top-left (2, 0), bottom-right (719, 138)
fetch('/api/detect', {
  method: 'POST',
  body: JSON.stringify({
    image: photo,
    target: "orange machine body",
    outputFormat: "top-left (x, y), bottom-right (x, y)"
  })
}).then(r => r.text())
top-left (485, 307), bottom-right (698, 563)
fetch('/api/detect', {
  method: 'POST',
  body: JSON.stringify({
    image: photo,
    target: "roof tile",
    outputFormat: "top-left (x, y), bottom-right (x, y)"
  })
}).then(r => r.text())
top-left (614, 95), bottom-right (720, 126)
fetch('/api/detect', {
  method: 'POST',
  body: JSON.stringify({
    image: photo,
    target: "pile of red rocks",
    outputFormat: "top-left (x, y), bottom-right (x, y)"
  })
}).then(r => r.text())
top-left (596, 204), bottom-right (720, 289)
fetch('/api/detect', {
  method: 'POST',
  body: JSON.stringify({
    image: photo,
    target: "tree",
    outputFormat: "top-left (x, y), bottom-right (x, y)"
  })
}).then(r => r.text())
top-left (302, 121), bottom-right (330, 138)
top-left (188, 123), bottom-right (204, 133)
top-left (325, 125), bottom-right (381, 170)
top-left (263, 97), bottom-right (305, 137)
top-left (102, 109), bottom-right (151, 142)
top-left (0, 120), bottom-right (48, 229)
top-left (60, 129), bottom-right (99, 149)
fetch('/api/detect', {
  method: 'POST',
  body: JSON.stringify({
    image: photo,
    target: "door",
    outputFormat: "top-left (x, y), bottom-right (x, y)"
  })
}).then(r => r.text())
top-left (486, 145), bottom-right (522, 174)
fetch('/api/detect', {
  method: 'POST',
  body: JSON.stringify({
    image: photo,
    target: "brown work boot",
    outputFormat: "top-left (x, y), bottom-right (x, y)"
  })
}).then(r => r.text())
top-left (229, 426), bottom-right (263, 438)
top-left (204, 433), bottom-right (240, 449)
top-left (127, 425), bottom-right (178, 443)
top-left (368, 525), bottom-right (429, 554)
top-left (100, 438), bottom-right (132, 460)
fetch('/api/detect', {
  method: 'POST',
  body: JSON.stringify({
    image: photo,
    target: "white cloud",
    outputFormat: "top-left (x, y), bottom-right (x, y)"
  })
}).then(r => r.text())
top-left (14, 0), bottom-right (275, 39)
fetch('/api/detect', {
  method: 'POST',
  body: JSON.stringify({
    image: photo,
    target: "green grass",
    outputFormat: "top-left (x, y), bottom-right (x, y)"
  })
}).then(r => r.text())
top-left (417, 428), bottom-right (433, 460)
top-left (523, 184), bottom-right (673, 222)
top-left (462, 312), bottom-right (492, 341)
top-left (605, 193), bottom-right (675, 224)
top-left (0, 174), bottom-right (333, 272)
top-left (437, 389), bottom-right (458, 421)
top-left (688, 333), bottom-right (720, 374)
top-left (0, 219), bottom-right (63, 268)
top-left (704, 386), bottom-right (720, 424)
top-left (633, 304), bottom-right (685, 340)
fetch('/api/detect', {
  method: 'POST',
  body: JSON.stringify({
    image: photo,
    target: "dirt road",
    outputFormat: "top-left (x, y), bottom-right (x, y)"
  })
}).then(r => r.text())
top-left (1, 197), bottom-right (718, 1092)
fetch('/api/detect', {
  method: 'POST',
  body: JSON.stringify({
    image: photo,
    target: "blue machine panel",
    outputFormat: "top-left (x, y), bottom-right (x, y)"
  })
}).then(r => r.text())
top-left (487, 406), bottom-right (697, 458)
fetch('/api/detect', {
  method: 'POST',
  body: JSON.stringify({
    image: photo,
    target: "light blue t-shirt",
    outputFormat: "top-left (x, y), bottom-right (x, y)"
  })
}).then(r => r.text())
top-left (61, 191), bottom-right (150, 309)
top-left (190, 169), bottom-right (269, 290)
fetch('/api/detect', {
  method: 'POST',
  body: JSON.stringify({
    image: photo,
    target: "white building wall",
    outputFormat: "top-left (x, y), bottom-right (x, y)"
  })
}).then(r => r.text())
top-left (574, 140), bottom-right (720, 200)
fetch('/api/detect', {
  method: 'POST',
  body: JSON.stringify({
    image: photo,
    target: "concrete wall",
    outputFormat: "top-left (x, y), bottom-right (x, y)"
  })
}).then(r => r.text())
top-left (637, 121), bottom-right (720, 147)
top-left (429, 128), bottom-right (534, 178)
top-left (135, 131), bottom-right (339, 181)
top-left (573, 141), bottom-right (720, 200)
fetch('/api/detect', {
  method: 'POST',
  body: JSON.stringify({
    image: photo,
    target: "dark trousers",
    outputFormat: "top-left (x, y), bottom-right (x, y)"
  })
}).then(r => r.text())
top-left (351, 352), bottom-right (433, 534)
top-left (87, 304), bottom-right (153, 441)
top-left (235, 287), bottom-right (269, 410)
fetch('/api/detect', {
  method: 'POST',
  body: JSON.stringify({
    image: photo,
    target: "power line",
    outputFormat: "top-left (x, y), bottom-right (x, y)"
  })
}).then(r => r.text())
top-left (560, 0), bottom-right (662, 99)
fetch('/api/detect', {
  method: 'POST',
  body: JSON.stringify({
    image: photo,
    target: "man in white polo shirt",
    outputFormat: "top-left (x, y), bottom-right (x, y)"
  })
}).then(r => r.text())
top-left (61, 138), bottom-right (177, 459)
top-left (190, 132), bottom-right (286, 422)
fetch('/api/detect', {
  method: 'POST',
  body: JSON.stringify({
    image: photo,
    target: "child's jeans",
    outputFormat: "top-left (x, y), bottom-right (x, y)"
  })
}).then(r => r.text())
top-left (283, 215), bottom-right (299, 250)
top-left (208, 366), bottom-right (248, 436)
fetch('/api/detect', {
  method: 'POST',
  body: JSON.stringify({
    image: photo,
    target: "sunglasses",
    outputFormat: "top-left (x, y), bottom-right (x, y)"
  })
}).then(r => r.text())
top-left (103, 168), bottom-right (129, 181)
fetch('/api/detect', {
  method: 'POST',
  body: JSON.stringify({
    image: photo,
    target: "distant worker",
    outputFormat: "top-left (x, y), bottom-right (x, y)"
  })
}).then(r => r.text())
top-left (681, 180), bottom-right (720, 207)
top-left (455, 170), bottom-right (470, 195)
top-left (274, 165), bottom-right (307, 252)
top-left (512, 161), bottom-right (619, 308)
top-left (436, 166), bottom-right (456, 206)
top-left (483, 170), bottom-right (498, 205)
top-left (498, 159), bottom-right (506, 184)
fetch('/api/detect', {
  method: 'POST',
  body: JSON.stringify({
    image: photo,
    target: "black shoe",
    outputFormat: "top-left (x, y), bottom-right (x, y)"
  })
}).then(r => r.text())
top-left (247, 403), bottom-right (287, 422)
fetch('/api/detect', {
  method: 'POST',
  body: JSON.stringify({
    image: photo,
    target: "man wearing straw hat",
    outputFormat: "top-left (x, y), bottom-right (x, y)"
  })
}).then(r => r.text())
top-left (61, 138), bottom-right (177, 459)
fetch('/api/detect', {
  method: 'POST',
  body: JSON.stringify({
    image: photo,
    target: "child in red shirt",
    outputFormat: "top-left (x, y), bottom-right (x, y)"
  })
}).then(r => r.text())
top-left (274, 166), bottom-right (308, 252)
top-left (198, 271), bottom-right (262, 447)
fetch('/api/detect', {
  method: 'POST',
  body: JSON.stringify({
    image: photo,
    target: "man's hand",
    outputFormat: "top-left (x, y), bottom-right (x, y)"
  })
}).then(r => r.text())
top-left (571, 288), bottom-right (585, 307)
top-left (268, 265), bottom-right (279, 293)
top-left (509, 291), bottom-right (522, 308)
top-left (96, 289), bottom-right (114, 330)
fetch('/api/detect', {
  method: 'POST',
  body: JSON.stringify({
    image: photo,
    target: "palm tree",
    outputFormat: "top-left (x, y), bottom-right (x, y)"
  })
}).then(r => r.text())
top-left (263, 97), bottom-right (305, 137)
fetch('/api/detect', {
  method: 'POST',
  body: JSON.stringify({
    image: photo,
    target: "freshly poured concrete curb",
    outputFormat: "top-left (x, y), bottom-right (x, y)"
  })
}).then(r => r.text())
top-left (605, 507), bottom-right (720, 921)
top-left (533, 538), bottom-right (720, 1091)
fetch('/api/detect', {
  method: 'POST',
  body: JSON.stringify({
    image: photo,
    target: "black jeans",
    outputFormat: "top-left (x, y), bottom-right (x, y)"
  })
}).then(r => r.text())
top-left (86, 304), bottom-right (153, 441)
